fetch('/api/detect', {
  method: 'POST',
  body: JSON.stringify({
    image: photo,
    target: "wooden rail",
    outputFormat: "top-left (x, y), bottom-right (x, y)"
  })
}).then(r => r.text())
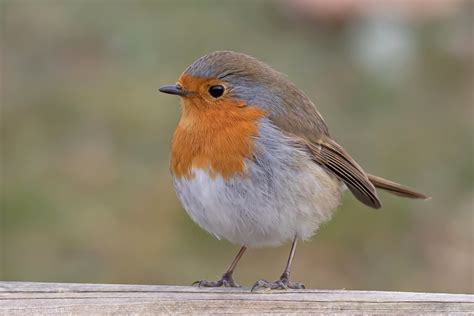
top-left (1, 282), bottom-right (473, 314)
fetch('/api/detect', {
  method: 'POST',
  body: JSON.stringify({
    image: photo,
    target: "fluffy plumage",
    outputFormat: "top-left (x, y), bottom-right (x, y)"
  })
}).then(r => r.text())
top-left (168, 50), bottom-right (427, 247)
top-left (173, 120), bottom-right (342, 247)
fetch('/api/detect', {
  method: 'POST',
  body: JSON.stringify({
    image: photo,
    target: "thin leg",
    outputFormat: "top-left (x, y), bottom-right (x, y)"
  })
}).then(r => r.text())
top-left (280, 236), bottom-right (298, 280)
top-left (193, 246), bottom-right (246, 288)
top-left (251, 237), bottom-right (305, 291)
top-left (225, 245), bottom-right (247, 276)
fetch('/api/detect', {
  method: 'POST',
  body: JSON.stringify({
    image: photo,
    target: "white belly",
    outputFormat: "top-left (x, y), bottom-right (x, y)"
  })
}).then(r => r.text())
top-left (173, 161), bottom-right (342, 248)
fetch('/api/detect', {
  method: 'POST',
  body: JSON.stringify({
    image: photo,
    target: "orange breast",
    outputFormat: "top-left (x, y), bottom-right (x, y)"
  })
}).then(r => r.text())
top-left (171, 97), bottom-right (266, 180)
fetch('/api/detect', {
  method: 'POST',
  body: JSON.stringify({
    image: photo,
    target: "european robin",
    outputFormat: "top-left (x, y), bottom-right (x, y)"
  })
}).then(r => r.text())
top-left (159, 51), bottom-right (428, 291)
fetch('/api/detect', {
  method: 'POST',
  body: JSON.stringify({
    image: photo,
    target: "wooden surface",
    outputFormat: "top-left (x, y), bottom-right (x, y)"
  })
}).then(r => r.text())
top-left (1, 282), bottom-right (473, 315)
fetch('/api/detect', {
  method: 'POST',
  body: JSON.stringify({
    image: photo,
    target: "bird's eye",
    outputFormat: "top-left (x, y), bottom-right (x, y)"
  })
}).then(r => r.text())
top-left (208, 85), bottom-right (225, 98)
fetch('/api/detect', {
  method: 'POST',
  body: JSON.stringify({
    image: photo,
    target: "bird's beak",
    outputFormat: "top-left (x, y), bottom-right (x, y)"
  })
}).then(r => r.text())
top-left (159, 84), bottom-right (190, 97)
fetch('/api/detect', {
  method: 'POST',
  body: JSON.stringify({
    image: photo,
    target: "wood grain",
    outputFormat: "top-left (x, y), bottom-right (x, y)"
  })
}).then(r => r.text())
top-left (1, 282), bottom-right (473, 315)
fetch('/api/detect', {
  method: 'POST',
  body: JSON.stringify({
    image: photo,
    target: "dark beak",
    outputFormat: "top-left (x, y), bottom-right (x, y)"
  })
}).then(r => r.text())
top-left (159, 84), bottom-right (189, 97)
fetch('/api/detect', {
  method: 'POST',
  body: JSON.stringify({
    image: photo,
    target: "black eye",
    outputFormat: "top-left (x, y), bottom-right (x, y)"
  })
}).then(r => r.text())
top-left (208, 85), bottom-right (225, 98)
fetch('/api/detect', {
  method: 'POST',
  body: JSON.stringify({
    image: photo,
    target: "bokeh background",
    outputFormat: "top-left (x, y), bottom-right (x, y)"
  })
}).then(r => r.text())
top-left (1, 0), bottom-right (473, 293)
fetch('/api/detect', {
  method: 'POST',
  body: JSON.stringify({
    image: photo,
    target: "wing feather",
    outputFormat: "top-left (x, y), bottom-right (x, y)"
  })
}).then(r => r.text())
top-left (304, 136), bottom-right (381, 209)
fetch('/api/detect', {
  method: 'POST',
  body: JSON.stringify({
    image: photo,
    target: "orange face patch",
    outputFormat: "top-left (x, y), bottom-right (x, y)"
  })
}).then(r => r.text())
top-left (171, 74), bottom-right (266, 180)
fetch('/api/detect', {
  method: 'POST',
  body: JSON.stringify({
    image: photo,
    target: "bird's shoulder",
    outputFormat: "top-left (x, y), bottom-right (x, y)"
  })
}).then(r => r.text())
top-left (266, 77), bottom-right (329, 142)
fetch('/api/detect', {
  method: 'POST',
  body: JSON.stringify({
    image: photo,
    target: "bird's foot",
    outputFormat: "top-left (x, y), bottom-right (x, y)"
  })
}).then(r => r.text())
top-left (192, 272), bottom-right (240, 288)
top-left (251, 272), bottom-right (305, 291)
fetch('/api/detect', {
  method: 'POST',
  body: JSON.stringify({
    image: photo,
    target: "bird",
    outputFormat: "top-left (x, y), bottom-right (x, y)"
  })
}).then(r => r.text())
top-left (159, 51), bottom-right (428, 291)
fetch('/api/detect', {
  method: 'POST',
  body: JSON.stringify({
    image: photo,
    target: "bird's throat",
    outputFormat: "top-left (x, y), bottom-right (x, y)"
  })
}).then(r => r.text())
top-left (171, 100), bottom-right (266, 180)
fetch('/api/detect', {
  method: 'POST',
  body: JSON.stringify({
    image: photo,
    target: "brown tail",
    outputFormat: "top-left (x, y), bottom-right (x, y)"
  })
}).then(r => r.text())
top-left (367, 174), bottom-right (430, 200)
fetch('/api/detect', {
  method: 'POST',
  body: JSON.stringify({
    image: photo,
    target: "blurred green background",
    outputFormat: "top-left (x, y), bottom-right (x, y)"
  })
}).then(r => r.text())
top-left (1, 0), bottom-right (472, 293)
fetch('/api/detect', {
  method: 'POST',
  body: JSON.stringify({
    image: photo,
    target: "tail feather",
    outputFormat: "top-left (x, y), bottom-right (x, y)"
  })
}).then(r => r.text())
top-left (367, 174), bottom-right (430, 200)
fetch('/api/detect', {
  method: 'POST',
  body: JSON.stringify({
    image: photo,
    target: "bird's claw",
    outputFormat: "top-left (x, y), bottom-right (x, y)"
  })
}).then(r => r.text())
top-left (251, 277), bottom-right (305, 292)
top-left (192, 272), bottom-right (240, 288)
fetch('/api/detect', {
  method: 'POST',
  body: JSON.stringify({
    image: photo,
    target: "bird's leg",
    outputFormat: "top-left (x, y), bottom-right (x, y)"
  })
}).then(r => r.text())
top-left (193, 246), bottom-right (246, 288)
top-left (251, 237), bottom-right (305, 291)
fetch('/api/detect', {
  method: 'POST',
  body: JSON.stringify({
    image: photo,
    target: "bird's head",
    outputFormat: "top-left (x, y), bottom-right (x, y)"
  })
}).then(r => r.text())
top-left (159, 51), bottom-right (292, 115)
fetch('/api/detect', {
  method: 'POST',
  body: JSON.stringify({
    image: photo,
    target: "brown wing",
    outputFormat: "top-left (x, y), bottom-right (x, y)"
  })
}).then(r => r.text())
top-left (303, 136), bottom-right (381, 209)
top-left (266, 86), bottom-right (381, 208)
